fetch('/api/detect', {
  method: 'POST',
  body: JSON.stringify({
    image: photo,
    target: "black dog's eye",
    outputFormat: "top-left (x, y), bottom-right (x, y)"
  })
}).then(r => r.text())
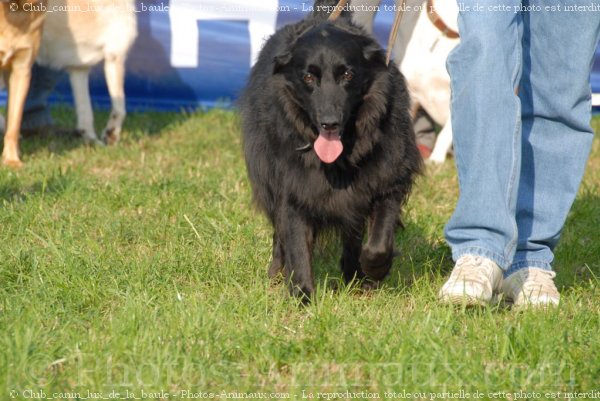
top-left (342, 70), bottom-right (354, 82)
top-left (303, 73), bottom-right (315, 84)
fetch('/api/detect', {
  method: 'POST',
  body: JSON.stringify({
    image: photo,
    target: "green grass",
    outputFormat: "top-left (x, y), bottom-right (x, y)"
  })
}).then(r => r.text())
top-left (1, 107), bottom-right (599, 399)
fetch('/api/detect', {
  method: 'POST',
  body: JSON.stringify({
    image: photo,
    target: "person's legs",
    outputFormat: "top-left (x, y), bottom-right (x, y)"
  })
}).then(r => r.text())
top-left (509, 2), bottom-right (600, 275)
top-left (21, 63), bottom-right (65, 132)
top-left (440, 5), bottom-right (524, 304)
top-left (444, 6), bottom-right (524, 270)
top-left (499, 2), bottom-right (600, 306)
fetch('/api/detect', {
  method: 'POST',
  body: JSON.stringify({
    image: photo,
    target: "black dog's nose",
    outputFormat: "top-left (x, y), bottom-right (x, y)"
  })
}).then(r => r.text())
top-left (320, 122), bottom-right (340, 131)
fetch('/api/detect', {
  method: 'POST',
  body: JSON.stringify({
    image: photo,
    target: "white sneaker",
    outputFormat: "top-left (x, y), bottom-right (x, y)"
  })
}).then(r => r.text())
top-left (439, 254), bottom-right (503, 306)
top-left (501, 268), bottom-right (560, 307)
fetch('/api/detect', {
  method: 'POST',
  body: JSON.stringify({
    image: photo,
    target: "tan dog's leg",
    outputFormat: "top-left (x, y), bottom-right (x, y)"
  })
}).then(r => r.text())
top-left (69, 68), bottom-right (102, 145)
top-left (102, 54), bottom-right (126, 145)
top-left (429, 112), bottom-right (453, 164)
top-left (2, 67), bottom-right (32, 168)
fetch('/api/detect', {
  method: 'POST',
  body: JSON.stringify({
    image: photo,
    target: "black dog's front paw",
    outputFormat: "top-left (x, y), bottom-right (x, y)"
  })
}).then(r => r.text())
top-left (341, 271), bottom-right (381, 292)
top-left (289, 282), bottom-right (314, 303)
top-left (360, 245), bottom-right (394, 281)
top-left (268, 261), bottom-right (284, 280)
top-left (360, 278), bottom-right (382, 291)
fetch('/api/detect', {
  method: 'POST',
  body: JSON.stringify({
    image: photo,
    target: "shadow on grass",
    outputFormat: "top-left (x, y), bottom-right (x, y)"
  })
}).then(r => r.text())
top-left (13, 105), bottom-right (192, 161)
top-left (113, 109), bottom-right (191, 141)
top-left (19, 133), bottom-right (82, 160)
top-left (554, 191), bottom-right (600, 290)
top-left (0, 166), bottom-right (76, 203)
top-left (303, 220), bottom-right (453, 294)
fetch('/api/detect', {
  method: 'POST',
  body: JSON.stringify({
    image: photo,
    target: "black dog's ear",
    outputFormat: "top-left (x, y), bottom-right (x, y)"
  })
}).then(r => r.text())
top-left (273, 52), bottom-right (292, 74)
top-left (362, 42), bottom-right (385, 64)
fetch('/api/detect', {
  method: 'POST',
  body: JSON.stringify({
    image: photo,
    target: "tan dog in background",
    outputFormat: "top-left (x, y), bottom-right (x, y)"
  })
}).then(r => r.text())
top-left (352, 0), bottom-right (459, 164)
top-left (0, 0), bottom-right (46, 168)
top-left (37, 0), bottom-right (137, 145)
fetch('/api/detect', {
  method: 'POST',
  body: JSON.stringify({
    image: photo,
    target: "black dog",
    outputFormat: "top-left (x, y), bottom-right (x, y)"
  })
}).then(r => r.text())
top-left (240, 10), bottom-right (422, 300)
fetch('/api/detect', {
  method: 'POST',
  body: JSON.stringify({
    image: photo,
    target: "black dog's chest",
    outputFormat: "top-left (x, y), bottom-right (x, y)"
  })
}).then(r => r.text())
top-left (287, 165), bottom-right (371, 221)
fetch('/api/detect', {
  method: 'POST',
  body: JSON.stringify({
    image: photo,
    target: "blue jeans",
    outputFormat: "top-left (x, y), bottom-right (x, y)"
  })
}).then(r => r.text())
top-left (21, 64), bottom-right (65, 130)
top-left (445, 1), bottom-right (600, 276)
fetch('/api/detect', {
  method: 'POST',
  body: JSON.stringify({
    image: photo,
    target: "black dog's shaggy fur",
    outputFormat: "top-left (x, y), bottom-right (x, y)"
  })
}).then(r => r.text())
top-left (240, 9), bottom-right (422, 300)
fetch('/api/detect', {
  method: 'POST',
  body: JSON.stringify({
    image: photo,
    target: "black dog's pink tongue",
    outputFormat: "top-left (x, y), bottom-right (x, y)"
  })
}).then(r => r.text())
top-left (314, 130), bottom-right (343, 164)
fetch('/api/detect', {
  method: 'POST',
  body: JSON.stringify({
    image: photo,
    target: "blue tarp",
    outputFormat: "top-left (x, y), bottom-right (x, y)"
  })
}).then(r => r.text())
top-left (78, 0), bottom-right (398, 111)
top-left (2, 0), bottom-right (600, 111)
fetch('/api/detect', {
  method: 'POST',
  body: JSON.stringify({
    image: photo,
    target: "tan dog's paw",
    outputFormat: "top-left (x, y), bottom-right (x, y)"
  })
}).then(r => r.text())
top-left (103, 128), bottom-right (120, 146)
top-left (82, 136), bottom-right (105, 147)
top-left (2, 157), bottom-right (23, 169)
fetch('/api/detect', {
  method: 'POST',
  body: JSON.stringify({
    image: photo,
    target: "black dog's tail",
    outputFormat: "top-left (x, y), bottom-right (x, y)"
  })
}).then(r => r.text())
top-left (311, 0), bottom-right (353, 21)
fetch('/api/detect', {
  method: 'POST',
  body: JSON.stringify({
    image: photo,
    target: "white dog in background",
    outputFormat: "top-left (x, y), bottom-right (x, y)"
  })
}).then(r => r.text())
top-left (37, 0), bottom-right (137, 145)
top-left (352, 0), bottom-right (459, 164)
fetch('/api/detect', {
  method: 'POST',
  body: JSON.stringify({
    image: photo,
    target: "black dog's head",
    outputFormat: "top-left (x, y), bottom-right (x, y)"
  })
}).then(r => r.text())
top-left (273, 22), bottom-right (388, 164)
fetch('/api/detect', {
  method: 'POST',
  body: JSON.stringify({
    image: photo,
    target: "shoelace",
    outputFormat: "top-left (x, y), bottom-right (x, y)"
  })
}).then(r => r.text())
top-left (514, 269), bottom-right (558, 297)
top-left (451, 255), bottom-right (496, 286)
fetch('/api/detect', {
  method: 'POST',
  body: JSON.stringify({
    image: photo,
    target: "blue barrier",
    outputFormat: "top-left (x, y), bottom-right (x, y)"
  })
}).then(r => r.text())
top-left (2, 0), bottom-right (600, 111)
top-left (80, 0), bottom-right (397, 111)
